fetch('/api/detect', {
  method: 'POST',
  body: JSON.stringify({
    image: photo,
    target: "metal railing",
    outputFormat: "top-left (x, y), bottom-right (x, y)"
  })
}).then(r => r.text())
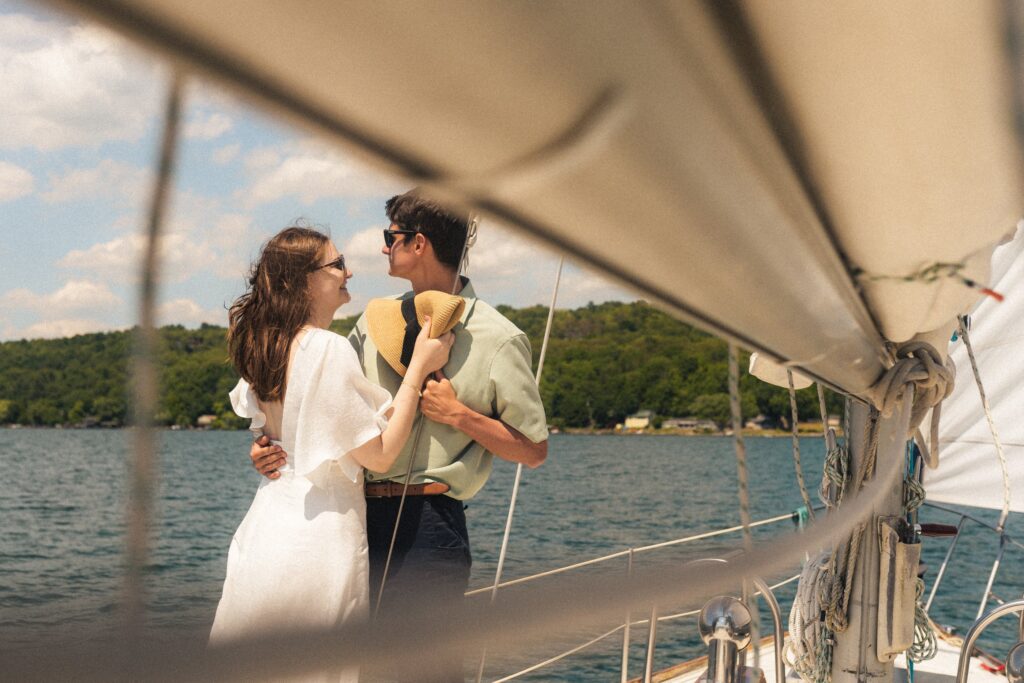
top-left (922, 501), bottom-right (1024, 619)
top-left (956, 599), bottom-right (1024, 683)
top-left (465, 510), bottom-right (802, 682)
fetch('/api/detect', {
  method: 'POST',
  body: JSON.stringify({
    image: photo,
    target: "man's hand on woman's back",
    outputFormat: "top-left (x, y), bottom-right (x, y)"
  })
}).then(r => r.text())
top-left (250, 435), bottom-right (286, 479)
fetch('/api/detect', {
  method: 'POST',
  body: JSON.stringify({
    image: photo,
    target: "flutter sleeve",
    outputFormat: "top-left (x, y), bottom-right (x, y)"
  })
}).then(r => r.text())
top-left (228, 379), bottom-right (266, 434)
top-left (292, 332), bottom-right (393, 486)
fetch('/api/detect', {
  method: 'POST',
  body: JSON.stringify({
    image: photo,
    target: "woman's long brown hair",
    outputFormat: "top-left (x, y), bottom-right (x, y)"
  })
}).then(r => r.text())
top-left (228, 226), bottom-right (329, 402)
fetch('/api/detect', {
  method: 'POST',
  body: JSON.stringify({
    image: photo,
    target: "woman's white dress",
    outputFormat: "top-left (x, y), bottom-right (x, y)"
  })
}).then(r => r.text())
top-left (209, 328), bottom-right (392, 681)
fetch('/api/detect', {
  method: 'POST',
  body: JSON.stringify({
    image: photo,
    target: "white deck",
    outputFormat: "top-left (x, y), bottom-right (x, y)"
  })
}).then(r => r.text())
top-left (650, 630), bottom-right (1005, 683)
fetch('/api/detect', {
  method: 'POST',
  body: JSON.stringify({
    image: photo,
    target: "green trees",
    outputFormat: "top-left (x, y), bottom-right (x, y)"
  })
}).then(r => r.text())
top-left (0, 303), bottom-right (837, 428)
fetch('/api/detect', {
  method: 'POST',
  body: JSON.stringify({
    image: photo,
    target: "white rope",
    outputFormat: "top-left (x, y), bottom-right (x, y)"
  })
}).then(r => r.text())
top-left (957, 315), bottom-right (1012, 532)
top-left (728, 343), bottom-right (760, 667)
top-left (789, 340), bottom-right (955, 683)
top-left (728, 344), bottom-right (753, 551)
top-left (476, 257), bottom-right (563, 682)
top-left (788, 371), bottom-right (815, 520)
top-left (907, 579), bottom-right (937, 662)
top-left (126, 73), bottom-right (184, 662)
top-left (375, 214), bottom-right (479, 615)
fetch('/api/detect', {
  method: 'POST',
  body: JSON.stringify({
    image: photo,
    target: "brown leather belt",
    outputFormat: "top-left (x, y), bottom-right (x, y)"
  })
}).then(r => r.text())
top-left (364, 481), bottom-right (451, 497)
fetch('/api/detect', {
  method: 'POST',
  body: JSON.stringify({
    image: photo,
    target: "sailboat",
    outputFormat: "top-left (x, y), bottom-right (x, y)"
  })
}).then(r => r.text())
top-left (18, 1), bottom-right (1024, 681)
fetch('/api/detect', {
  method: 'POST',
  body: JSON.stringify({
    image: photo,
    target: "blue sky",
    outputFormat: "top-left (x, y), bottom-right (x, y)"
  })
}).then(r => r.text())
top-left (0, 0), bottom-right (632, 341)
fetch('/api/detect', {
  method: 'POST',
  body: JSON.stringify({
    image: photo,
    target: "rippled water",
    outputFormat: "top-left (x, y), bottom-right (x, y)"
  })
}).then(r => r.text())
top-left (2, 430), bottom-right (1021, 680)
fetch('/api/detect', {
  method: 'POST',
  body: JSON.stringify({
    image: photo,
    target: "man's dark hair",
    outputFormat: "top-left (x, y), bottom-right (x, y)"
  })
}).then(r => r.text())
top-left (385, 189), bottom-right (470, 270)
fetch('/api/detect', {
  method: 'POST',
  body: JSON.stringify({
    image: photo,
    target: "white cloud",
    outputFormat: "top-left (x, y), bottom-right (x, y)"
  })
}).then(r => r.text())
top-left (0, 161), bottom-right (34, 202)
top-left (341, 225), bottom-right (387, 275)
top-left (243, 140), bottom-right (400, 207)
top-left (0, 13), bottom-right (161, 151)
top-left (244, 148), bottom-right (280, 172)
top-left (42, 159), bottom-right (150, 203)
top-left (212, 143), bottom-right (241, 165)
top-left (184, 111), bottom-right (232, 140)
top-left (0, 279), bottom-right (122, 314)
top-left (58, 232), bottom-right (219, 284)
top-left (158, 298), bottom-right (225, 326)
top-left (16, 318), bottom-right (119, 340)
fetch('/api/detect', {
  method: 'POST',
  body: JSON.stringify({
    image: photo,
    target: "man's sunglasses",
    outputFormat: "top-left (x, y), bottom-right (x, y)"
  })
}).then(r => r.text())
top-left (314, 255), bottom-right (346, 272)
top-left (383, 228), bottom-right (418, 248)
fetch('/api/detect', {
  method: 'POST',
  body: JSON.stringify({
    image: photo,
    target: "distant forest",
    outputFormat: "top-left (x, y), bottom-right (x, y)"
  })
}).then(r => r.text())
top-left (0, 301), bottom-right (839, 429)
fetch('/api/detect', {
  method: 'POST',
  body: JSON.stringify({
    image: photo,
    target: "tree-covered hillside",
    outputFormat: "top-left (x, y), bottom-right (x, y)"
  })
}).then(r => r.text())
top-left (0, 302), bottom-right (835, 428)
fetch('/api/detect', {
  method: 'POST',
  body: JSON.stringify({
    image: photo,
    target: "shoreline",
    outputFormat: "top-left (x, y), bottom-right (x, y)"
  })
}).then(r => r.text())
top-left (4, 424), bottom-right (838, 437)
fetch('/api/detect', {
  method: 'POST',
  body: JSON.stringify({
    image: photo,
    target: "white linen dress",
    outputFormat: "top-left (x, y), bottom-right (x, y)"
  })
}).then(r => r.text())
top-left (209, 328), bottom-right (392, 682)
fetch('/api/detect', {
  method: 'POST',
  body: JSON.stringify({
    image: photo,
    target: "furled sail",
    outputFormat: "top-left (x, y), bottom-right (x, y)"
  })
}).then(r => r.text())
top-left (927, 223), bottom-right (1024, 513)
top-left (54, 0), bottom-right (1024, 402)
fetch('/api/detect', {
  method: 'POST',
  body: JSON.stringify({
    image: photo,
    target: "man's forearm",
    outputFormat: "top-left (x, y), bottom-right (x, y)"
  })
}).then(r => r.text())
top-left (450, 407), bottom-right (547, 468)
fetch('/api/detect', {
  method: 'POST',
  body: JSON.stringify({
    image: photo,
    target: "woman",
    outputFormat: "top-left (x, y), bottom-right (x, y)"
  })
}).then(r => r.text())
top-left (209, 226), bottom-right (452, 680)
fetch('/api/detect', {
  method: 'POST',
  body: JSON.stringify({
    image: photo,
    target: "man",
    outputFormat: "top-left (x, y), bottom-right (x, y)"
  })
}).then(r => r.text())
top-left (249, 189), bottom-right (548, 679)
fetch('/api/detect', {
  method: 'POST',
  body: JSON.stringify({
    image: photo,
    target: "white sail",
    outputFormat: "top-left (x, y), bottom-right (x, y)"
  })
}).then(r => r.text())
top-left (927, 223), bottom-right (1024, 513)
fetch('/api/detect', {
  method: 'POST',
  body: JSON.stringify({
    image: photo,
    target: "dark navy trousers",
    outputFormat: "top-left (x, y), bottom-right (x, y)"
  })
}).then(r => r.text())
top-left (366, 494), bottom-right (472, 681)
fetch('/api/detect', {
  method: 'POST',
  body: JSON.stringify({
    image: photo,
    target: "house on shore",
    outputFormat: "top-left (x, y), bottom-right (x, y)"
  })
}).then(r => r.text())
top-left (624, 410), bottom-right (653, 430)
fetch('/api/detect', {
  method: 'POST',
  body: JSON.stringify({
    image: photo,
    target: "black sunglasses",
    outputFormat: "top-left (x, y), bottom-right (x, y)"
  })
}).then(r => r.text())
top-left (314, 255), bottom-right (346, 272)
top-left (383, 228), bottom-right (418, 248)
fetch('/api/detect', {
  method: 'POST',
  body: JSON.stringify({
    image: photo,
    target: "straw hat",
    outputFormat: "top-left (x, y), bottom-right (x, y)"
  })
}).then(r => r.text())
top-left (365, 290), bottom-right (465, 376)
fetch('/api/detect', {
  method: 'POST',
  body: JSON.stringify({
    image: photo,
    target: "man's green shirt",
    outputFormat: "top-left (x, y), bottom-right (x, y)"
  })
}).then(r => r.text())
top-left (347, 279), bottom-right (548, 500)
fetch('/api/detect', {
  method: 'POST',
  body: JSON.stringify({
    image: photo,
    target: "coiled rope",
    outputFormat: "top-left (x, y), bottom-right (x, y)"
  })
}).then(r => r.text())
top-left (907, 579), bottom-right (938, 663)
top-left (788, 371), bottom-right (815, 521)
top-left (818, 390), bottom-right (847, 511)
top-left (956, 315), bottom-right (1012, 531)
top-left (788, 340), bottom-right (954, 683)
top-left (902, 462), bottom-right (936, 663)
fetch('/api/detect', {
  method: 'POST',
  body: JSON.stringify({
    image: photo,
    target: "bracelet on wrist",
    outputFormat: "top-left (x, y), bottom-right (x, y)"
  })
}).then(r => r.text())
top-left (401, 380), bottom-right (422, 397)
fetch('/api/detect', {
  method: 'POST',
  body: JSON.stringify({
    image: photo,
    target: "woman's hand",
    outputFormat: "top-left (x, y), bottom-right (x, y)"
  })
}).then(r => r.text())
top-left (409, 316), bottom-right (455, 379)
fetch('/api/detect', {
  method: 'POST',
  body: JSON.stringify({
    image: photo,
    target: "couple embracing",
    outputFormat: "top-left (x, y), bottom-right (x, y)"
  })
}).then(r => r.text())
top-left (208, 189), bottom-right (549, 682)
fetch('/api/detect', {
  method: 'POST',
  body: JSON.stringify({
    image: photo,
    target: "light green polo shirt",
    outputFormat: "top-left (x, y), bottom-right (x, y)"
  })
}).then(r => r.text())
top-left (347, 278), bottom-right (549, 500)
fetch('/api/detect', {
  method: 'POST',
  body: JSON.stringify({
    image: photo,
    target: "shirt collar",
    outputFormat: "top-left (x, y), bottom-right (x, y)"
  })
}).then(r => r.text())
top-left (401, 277), bottom-right (478, 322)
top-left (456, 277), bottom-right (478, 323)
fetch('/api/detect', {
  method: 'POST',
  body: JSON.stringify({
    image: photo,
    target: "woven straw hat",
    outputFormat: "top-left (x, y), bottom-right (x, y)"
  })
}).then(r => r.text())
top-left (365, 290), bottom-right (465, 376)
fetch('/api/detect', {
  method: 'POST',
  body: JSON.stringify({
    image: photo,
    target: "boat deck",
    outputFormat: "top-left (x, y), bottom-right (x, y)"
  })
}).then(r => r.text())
top-left (641, 628), bottom-right (1006, 683)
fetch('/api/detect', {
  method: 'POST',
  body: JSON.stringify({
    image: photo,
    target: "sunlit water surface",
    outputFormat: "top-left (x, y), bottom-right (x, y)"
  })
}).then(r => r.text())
top-left (2, 431), bottom-right (1021, 681)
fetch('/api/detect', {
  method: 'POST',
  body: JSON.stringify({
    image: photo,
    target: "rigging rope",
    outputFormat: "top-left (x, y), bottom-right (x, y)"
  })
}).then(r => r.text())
top-left (789, 341), bottom-right (954, 683)
top-left (816, 384), bottom-right (845, 512)
top-left (788, 371), bottom-right (816, 520)
top-left (475, 256), bottom-right (563, 683)
top-left (126, 73), bottom-right (184, 663)
top-left (728, 344), bottom-right (760, 668)
top-left (375, 214), bottom-right (479, 616)
top-left (957, 315), bottom-right (1012, 532)
top-left (902, 458), bottom-right (937, 663)
top-left (728, 344), bottom-right (753, 551)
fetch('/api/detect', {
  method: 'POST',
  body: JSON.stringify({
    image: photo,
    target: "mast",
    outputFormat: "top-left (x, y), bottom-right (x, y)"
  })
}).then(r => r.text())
top-left (830, 395), bottom-right (912, 683)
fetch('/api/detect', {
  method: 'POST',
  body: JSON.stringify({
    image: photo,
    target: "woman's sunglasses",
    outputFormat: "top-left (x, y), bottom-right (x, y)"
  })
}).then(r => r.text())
top-left (383, 228), bottom-right (418, 248)
top-left (314, 255), bottom-right (346, 272)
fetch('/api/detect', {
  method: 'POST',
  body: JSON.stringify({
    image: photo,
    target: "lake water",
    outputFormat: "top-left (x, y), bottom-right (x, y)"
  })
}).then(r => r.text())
top-left (2, 430), bottom-right (1022, 681)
